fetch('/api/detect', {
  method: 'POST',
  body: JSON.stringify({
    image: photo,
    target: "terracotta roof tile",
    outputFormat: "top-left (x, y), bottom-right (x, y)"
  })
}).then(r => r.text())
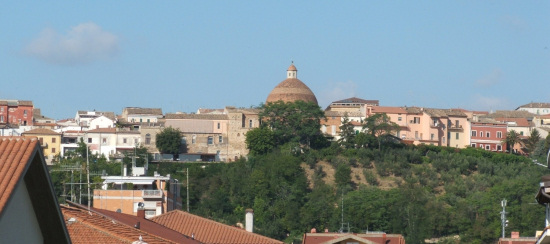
top-left (0, 137), bottom-right (38, 214)
top-left (124, 107), bottom-right (163, 115)
top-left (61, 205), bottom-right (189, 244)
top-left (495, 118), bottom-right (532, 127)
top-left (21, 128), bottom-right (61, 135)
top-left (151, 210), bottom-right (283, 244)
top-left (165, 113), bottom-right (229, 120)
top-left (303, 232), bottom-right (405, 244)
top-left (331, 97), bottom-right (379, 105)
top-left (370, 106), bottom-right (407, 114)
top-left (87, 128), bottom-right (117, 133)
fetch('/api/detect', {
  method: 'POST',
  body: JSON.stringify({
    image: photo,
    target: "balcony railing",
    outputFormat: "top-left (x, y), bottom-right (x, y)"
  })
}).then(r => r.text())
top-left (142, 190), bottom-right (162, 198)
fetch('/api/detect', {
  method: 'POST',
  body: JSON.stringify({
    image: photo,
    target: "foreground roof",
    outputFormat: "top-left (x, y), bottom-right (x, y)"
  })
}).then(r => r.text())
top-left (331, 97), bottom-right (379, 105)
top-left (61, 204), bottom-right (189, 244)
top-left (151, 210), bottom-right (283, 244)
top-left (0, 137), bottom-right (70, 243)
top-left (302, 232), bottom-right (405, 244)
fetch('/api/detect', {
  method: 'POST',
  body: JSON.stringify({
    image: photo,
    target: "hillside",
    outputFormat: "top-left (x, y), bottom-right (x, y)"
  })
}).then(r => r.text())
top-left (149, 145), bottom-right (550, 244)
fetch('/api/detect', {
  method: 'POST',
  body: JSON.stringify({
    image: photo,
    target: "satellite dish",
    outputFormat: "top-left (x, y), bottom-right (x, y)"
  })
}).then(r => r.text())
top-left (116, 209), bottom-right (121, 213)
top-left (138, 202), bottom-right (144, 208)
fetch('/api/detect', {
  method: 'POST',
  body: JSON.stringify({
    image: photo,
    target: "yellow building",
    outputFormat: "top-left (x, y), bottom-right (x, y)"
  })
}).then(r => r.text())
top-left (22, 128), bottom-right (61, 164)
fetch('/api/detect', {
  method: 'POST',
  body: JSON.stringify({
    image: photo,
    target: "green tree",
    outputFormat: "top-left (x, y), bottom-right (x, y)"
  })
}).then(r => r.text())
top-left (338, 113), bottom-right (356, 149)
top-left (245, 126), bottom-right (276, 155)
top-left (524, 129), bottom-right (541, 155)
top-left (362, 113), bottom-right (400, 150)
top-left (504, 130), bottom-right (521, 154)
top-left (260, 100), bottom-right (326, 147)
top-left (155, 126), bottom-right (182, 158)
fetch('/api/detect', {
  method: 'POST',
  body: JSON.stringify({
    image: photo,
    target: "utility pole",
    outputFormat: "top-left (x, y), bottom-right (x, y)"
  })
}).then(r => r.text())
top-left (186, 168), bottom-right (189, 212)
top-left (86, 134), bottom-right (91, 210)
top-left (501, 199), bottom-right (508, 238)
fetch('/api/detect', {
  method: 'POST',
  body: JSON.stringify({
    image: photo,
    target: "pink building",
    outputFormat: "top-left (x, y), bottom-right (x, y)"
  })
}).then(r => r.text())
top-left (0, 100), bottom-right (33, 126)
top-left (470, 121), bottom-right (507, 152)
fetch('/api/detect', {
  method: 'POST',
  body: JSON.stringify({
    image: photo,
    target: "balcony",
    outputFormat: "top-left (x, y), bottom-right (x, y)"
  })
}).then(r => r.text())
top-left (448, 125), bottom-right (463, 132)
top-left (142, 190), bottom-right (163, 198)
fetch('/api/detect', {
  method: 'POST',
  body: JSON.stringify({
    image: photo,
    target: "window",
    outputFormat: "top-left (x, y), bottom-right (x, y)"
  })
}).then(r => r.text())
top-left (52, 148), bottom-right (56, 153)
top-left (0, 115), bottom-right (3, 122)
top-left (102, 138), bottom-right (107, 144)
top-left (479, 144), bottom-right (483, 148)
top-left (480, 131), bottom-right (484, 137)
top-left (455, 120), bottom-right (459, 128)
top-left (415, 131), bottom-right (419, 140)
top-left (217, 123), bottom-right (220, 129)
top-left (23, 110), bottom-right (27, 118)
top-left (331, 125), bottom-right (336, 136)
top-left (219, 136), bottom-right (223, 143)
top-left (0, 107), bottom-right (3, 112)
top-left (456, 133), bottom-right (459, 140)
top-left (430, 133), bottom-right (435, 140)
top-left (207, 136), bottom-right (213, 145)
top-left (485, 145), bottom-right (490, 150)
top-left (413, 117), bottom-right (421, 124)
top-left (398, 117), bottom-right (402, 121)
top-left (520, 131), bottom-right (524, 136)
top-left (471, 143), bottom-right (476, 147)
top-left (497, 131), bottom-right (502, 138)
top-left (52, 138), bottom-right (56, 143)
top-left (123, 138), bottom-right (127, 143)
top-left (147, 119), bottom-right (150, 123)
top-left (181, 136), bottom-right (186, 144)
top-left (145, 134), bottom-right (151, 145)
top-left (486, 132), bottom-right (490, 138)
top-left (88, 138), bottom-right (92, 143)
top-left (249, 120), bottom-right (253, 128)
top-left (497, 145), bottom-right (502, 151)
top-left (442, 136), bottom-right (445, 143)
top-left (192, 135), bottom-right (196, 144)
top-left (134, 138), bottom-right (138, 144)
top-left (433, 119), bottom-right (438, 126)
top-left (471, 130), bottom-right (477, 137)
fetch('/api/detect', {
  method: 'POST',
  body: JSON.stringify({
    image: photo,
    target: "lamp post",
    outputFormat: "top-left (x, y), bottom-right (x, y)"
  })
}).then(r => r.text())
top-left (501, 199), bottom-right (507, 238)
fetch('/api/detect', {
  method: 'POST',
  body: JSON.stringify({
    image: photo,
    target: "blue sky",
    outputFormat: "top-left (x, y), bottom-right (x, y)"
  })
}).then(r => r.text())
top-left (1, 1), bottom-right (549, 119)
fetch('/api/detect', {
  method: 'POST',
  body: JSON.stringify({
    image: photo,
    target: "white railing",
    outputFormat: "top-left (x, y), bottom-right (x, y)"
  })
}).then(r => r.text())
top-left (142, 190), bottom-right (162, 198)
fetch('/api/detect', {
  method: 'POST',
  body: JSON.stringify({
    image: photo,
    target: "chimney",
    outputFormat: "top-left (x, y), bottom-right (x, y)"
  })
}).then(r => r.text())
top-left (311, 228), bottom-right (317, 233)
top-left (383, 233), bottom-right (387, 244)
top-left (324, 228), bottom-right (329, 233)
top-left (245, 208), bottom-right (254, 233)
top-left (137, 203), bottom-right (145, 219)
top-left (511, 232), bottom-right (520, 238)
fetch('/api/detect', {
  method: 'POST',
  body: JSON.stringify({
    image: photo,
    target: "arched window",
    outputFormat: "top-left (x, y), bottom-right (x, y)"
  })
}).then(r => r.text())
top-left (145, 134), bottom-right (151, 145)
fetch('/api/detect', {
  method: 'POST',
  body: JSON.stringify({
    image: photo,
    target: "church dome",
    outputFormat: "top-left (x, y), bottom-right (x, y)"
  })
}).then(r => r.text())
top-left (266, 63), bottom-right (318, 105)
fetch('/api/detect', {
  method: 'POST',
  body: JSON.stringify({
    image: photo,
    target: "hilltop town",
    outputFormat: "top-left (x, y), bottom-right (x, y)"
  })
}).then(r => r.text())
top-left (1, 64), bottom-right (550, 244)
top-left (1, 64), bottom-right (549, 165)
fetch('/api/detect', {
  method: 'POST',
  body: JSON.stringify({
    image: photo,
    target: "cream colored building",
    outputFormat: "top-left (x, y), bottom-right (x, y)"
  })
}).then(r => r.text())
top-left (22, 128), bottom-right (62, 164)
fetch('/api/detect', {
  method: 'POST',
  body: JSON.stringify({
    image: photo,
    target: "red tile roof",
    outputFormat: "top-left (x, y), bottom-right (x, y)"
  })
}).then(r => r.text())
top-left (151, 210), bottom-right (283, 244)
top-left (0, 136), bottom-right (71, 243)
top-left (61, 205), bottom-right (181, 244)
top-left (21, 128), bottom-right (61, 135)
top-left (495, 117), bottom-right (532, 127)
top-left (0, 137), bottom-right (38, 213)
top-left (80, 204), bottom-right (199, 244)
top-left (371, 106), bottom-right (407, 114)
top-left (302, 232), bottom-right (405, 244)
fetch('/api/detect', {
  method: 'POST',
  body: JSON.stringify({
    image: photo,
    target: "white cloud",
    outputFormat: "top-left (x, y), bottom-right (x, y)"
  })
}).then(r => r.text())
top-left (470, 94), bottom-right (511, 112)
top-left (318, 80), bottom-right (359, 108)
top-left (24, 22), bottom-right (119, 65)
top-left (501, 15), bottom-right (528, 32)
top-left (475, 69), bottom-right (502, 87)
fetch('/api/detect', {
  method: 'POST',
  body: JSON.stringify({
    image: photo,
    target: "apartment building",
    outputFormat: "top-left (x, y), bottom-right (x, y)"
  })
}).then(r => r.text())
top-left (0, 100), bottom-right (33, 126)
top-left (470, 121), bottom-right (507, 152)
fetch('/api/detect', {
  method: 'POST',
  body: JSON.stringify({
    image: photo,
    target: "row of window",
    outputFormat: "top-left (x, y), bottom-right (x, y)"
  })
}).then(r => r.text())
top-left (471, 130), bottom-right (503, 138)
top-left (471, 143), bottom-right (503, 151)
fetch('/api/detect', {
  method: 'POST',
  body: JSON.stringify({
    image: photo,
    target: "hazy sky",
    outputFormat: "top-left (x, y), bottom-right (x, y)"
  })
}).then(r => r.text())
top-left (1, 1), bottom-right (549, 119)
